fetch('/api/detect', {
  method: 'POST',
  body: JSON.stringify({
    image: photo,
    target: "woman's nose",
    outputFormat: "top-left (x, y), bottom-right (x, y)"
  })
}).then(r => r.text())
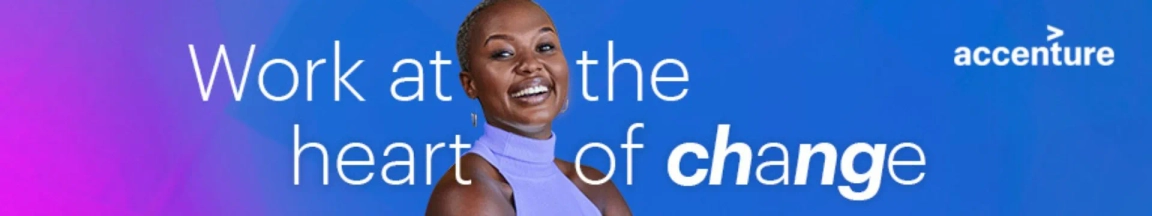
top-left (514, 54), bottom-right (545, 75)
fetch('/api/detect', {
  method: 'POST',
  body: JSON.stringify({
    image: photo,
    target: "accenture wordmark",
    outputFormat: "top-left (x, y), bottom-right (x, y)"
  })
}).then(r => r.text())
top-left (954, 25), bottom-right (1116, 67)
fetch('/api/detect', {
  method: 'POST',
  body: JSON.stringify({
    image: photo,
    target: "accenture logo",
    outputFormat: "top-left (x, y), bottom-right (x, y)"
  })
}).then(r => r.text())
top-left (954, 25), bottom-right (1115, 67)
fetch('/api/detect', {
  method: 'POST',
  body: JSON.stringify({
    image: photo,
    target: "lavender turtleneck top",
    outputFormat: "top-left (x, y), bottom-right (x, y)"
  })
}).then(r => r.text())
top-left (466, 124), bottom-right (602, 216)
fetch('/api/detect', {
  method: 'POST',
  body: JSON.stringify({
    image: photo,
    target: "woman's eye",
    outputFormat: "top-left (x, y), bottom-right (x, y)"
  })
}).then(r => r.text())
top-left (491, 50), bottom-right (513, 59)
top-left (537, 43), bottom-right (555, 52)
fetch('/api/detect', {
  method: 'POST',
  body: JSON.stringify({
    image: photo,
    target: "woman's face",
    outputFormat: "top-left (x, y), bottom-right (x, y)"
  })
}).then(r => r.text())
top-left (461, 1), bottom-right (569, 137)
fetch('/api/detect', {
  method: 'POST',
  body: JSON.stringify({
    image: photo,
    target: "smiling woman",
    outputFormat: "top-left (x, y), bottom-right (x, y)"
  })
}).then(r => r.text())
top-left (424, 0), bottom-right (631, 216)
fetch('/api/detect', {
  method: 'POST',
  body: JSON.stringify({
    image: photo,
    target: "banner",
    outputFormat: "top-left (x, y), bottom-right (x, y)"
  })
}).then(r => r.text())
top-left (2, 0), bottom-right (1149, 215)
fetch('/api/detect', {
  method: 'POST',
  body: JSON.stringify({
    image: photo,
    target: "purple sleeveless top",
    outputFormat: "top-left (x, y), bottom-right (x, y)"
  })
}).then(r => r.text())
top-left (466, 124), bottom-right (602, 216)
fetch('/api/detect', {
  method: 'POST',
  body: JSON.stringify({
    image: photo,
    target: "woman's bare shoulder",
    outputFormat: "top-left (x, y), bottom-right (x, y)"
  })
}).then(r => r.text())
top-left (426, 154), bottom-right (514, 216)
top-left (554, 159), bottom-right (634, 216)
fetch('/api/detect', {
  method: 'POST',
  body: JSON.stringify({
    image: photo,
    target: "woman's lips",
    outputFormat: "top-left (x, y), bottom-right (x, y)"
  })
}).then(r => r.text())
top-left (508, 77), bottom-right (553, 106)
top-left (513, 89), bottom-right (551, 105)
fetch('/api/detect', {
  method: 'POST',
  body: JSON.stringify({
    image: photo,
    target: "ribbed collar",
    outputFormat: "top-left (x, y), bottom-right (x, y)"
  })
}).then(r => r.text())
top-left (478, 124), bottom-right (556, 164)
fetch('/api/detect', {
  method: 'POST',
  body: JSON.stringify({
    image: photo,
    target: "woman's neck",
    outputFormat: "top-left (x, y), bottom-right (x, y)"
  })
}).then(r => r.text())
top-left (487, 119), bottom-right (552, 140)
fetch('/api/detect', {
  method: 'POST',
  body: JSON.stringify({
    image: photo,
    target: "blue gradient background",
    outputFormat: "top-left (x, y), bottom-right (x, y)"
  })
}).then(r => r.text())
top-left (4, 0), bottom-right (1150, 215)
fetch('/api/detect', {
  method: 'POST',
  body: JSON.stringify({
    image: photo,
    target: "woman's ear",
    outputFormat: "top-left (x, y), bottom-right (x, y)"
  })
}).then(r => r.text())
top-left (459, 70), bottom-right (477, 99)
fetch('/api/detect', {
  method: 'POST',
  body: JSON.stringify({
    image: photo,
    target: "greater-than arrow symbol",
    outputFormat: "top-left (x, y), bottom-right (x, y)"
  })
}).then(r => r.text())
top-left (1047, 25), bottom-right (1063, 41)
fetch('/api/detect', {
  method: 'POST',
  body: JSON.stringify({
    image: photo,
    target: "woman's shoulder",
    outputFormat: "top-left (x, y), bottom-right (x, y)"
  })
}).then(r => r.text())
top-left (554, 159), bottom-right (633, 215)
top-left (426, 154), bottom-right (514, 215)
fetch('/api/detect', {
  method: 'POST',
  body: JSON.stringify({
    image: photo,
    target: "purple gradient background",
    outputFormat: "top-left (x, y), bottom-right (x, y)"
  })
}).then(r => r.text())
top-left (0, 1), bottom-right (287, 214)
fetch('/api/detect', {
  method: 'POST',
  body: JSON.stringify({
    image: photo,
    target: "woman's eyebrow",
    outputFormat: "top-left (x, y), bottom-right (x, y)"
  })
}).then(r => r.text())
top-left (484, 27), bottom-right (555, 45)
top-left (484, 34), bottom-right (512, 46)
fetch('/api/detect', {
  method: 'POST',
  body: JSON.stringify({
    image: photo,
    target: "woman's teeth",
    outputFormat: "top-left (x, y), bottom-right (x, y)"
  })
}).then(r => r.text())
top-left (511, 85), bottom-right (549, 98)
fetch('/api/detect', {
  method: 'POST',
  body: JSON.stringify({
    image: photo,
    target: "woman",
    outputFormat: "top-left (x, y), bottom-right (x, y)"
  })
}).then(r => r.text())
top-left (426, 0), bottom-right (631, 215)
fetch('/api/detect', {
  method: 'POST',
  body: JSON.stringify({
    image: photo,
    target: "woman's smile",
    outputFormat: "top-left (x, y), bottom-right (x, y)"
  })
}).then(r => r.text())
top-left (508, 76), bottom-right (554, 106)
